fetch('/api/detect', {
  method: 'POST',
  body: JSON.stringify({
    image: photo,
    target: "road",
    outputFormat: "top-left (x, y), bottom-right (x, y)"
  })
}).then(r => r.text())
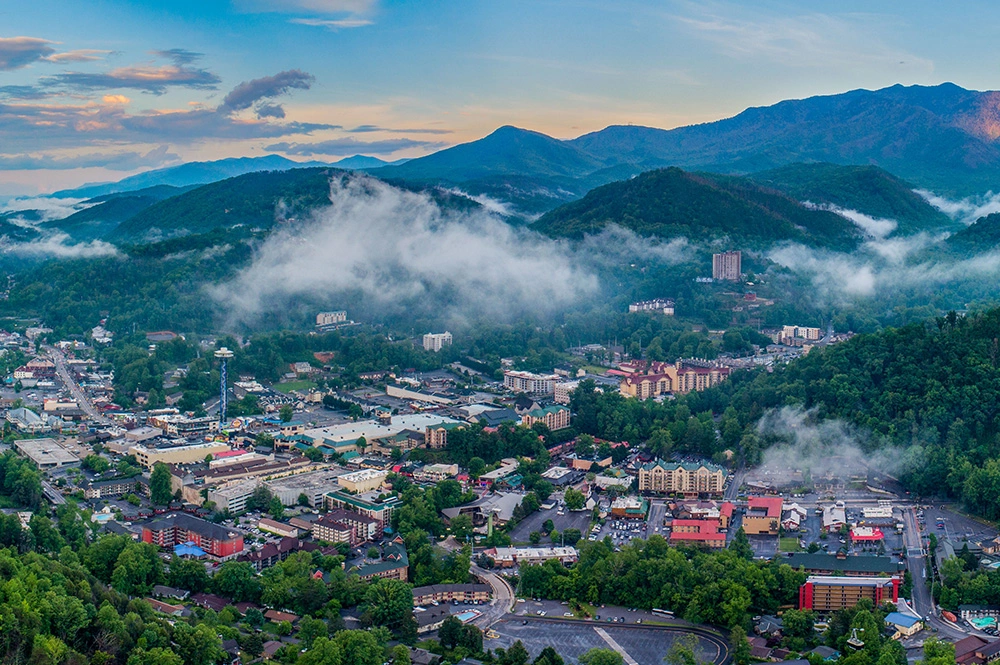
top-left (725, 464), bottom-right (745, 502)
top-left (41, 480), bottom-right (65, 506)
top-left (471, 564), bottom-right (515, 628)
top-left (45, 346), bottom-right (110, 425)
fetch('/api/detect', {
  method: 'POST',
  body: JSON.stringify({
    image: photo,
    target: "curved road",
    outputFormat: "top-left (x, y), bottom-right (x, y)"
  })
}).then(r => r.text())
top-left (471, 564), bottom-right (515, 628)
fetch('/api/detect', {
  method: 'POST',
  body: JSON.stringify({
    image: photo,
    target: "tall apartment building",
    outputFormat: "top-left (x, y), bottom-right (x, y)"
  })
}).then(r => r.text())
top-left (712, 251), bottom-right (742, 281)
top-left (422, 332), bottom-right (453, 352)
top-left (637, 460), bottom-right (726, 496)
top-left (316, 311), bottom-right (347, 327)
top-left (503, 370), bottom-right (559, 394)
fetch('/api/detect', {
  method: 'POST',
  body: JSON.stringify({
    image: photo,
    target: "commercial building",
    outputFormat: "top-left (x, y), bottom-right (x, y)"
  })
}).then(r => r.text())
top-left (712, 251), bottom-right (742, 281)
top-left (386, 384), bottom-right (454, 406)
top-left (629, 299), bottom-right (675, 315)
top-left (337, 469), bottom-right (388, 494)
top-left (669, 519), bottom-right (727, 548)
top-left (483, 546), bottom-right (578, 568)
top-left (413, 464), bottom-right (459, 482)
top-left (884, 612), bottom-right (923, 639)
top-left (316, 311), bottom-right (347, 327)
top-left (637, 460), bottom-right (726, 496)
top-left (503, 370), bottom-right (559, 394)
top-left (141, 513), bottom-right (244, 559)
top-left (422, 332), bottom-right (453, 352)
top-left (131, 441), bottom-right (230, 468)
top-left (743, 497), bottom-right (783, 535)
top-left (822, 502), bottom-right (847, 531)
top-left (264, 468), bottom-right (348, 508)
top-left (207, 479), bottom-right (261, 514)
top-left (147, 414), bottom-right (219, 436)
top-left (785, 553), bottom-right (904, 577)
top-left (14, 437), bottom-right (80, 468)
top-left (257, 518), bottom-right (299, 539)
top-left (619, 360), bottom-right (731, 399)
top-left (412, 584), bottom-right (491, 606)
top-left (520, 405), bottom-right (571, 431)
top-left (351, 536), bottom-right (408, 581)
top-left (302, 414), bottom-right (465, 453)
top-left (553, 381), bottom-right (579, 405)
top-left (798, 576), bottom-right (900, 612)
top-left (441, 492), bottom-right (523, 529)
top-left (611, 497), bottom-right (648, 519)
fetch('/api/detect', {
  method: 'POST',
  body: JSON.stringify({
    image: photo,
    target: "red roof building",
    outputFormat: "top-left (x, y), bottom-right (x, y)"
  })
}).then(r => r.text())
top-left (669, 519), bottom-right (727, 548)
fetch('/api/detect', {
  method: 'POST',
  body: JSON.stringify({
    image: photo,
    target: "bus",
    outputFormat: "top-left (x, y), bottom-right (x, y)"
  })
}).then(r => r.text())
top-left (652, 609), bottom-right (675, 618)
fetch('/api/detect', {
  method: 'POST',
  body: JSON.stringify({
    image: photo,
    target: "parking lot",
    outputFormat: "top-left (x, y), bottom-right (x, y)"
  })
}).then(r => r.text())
top-left (508, 504), bottom-right (592, 545)
top-left (491, 617), bottom-right (727, 665)
top-left (589, 518), bottom-right (651, 546)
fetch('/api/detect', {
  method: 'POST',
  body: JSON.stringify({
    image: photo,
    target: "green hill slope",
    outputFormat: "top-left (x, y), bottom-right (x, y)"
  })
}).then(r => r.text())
top-left (532, 167), bottom-right (863, 250)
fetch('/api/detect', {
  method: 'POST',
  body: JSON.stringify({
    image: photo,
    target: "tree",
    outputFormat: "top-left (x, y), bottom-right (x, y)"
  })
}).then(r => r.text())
top-left (244, 607), bottom-right (265, 627)
top-left (298, 615), bottom-right (329, 647)
top-left (564, 488), bottom-right (585, 511)
top-left (468, 457), bottom-right (486, 478)
top-left (242, 633), bottom-right (264, 659)
top-left (305, 447), bottom-right (324, 462)
top-left (126, 648), bottom-right (184, 665)
top-left (167, 556), bottom-right (210, 592)
top-left (729, 527), bottom-right (752, 560)
top-left (533, 647), bottom-right (564, 665)
top-left (268, 496), bottom-right (285, 519)
top-left (731, 626), bottom-right (750, 665)
top-left (211, 561), bottom-right (262, 602)
top-left (664, 634), bottom-right (700, 665)
top-left (149, 463), bottom-right (173, 505)
top-left (390, 645), bottom-right (411, 665)
top-left (578, 648), bottom-right (623, 665)
top-left (363, 578), bottom-right (416, 639)
top-left (298, 492), bottom-right (311, 506)
top-left (173, 622), bottom-right (223, 665)
top-left (500, 641), bottom-right (530, 665)
top-left (439, 616), bottom-right (463, 649)
top-left (529, 531), bottom-right (541, 545)
top-left (919, 638), bottom-right (955, 665)
top-left (562, 528), bottom-right (582, 546)
top-left (111, 542), bottom-right (164, 596)
top-left (279, 404), bottom-right (294, 422)
top-left (450, 514), bottom-right (474, 542)
top-left (575, 435), bottom-right (595, 458)
top-left (782, 608), bottom-right (816, 639)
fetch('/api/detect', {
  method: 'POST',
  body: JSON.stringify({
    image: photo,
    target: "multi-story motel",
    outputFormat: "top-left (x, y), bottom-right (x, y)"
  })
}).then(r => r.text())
top-left (637, 460), bottom-right (726, 497)
top-left (130, 441), bottom-right (230, 468)
top-left (141, 513), bottom-right (244, 559)
top-left (422, 332), bottom-right (453, 352)
top-left (520, 405), bottom-right (571, 431)
top-left (351, 536), bottom-right (408, 581)
top-left (483, 546), bottom-right (579, 568)
top-left (503, 370), bottom-right (559, 394)
top-left (786, 553), bottom-right (905, 578)
top-left (412, 584), bottom-right (491, 606)
top-left (325, 490), bottom-right (400, 537)
top-left (84, 477), bottom-right (143, 500)
top-left (799, 576), bottom-right (900, 612)
top-left (147, 414), bottom-right (219, 436)
top-left (743, 496), bottom-right (784, 536)
top-left (619, 361), bottom-right (731, 399)
top-left (314, 508), bottom-right (379, 545)
top-left (669, 519), bottom-right (727, 548)
top-left (316, 311), bottom-right (347, 327)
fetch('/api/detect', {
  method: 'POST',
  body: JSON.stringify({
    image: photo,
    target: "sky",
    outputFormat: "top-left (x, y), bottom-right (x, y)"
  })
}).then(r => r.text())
top-left (2, 0), bottom-right (1000, 194)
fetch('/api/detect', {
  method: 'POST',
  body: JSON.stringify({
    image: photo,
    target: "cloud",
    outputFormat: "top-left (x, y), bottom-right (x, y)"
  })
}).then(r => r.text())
top-left (211, 173), bottom-right (597, 325)
top-left (219, 69), bottom-right (315, 115)
top-left (1, 233), bottom-right (119, 259)
top-left (0, 85), bottom-right (50, 100)
top-left (48, 50), bottom-right (221, 94)
top-left (44, 49), bottom-right (110, 63)
top-left (675, 9), bottom-right (934, 74)
top-left (0, 145), bottom-right (179, 171)
top-left (347, 124), bottom-right (452, 135)
top-left (0, 197), bottom-right (90, 222)
top-left (255, 104), bottom-right (286, 119)
top-left (804, 202), bottom-right (897, 239)
top-left (0, 37), bottom-right (56, 71)
top-left (267, 137), bottom-right (446, 156)
top-left (290, 17), bottom-right (372, 28)
top-left (915, 189), bottom-right (1000, 226)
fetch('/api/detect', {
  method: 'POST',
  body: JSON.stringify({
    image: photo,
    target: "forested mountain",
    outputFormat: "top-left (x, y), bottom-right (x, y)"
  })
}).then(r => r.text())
top-left (532, 167), bottom-right (862, 249)
top-left (747, 163), bottom-right (954, 234)
top-left (945, 212), bottom-right (1000, 253)
top-left (45, 185), bottom-right (198, 241)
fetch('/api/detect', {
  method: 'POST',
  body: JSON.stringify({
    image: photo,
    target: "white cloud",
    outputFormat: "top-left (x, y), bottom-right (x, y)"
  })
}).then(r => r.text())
top-left (1, 233), bottom-right (119, 259)
top-left (915, 189), bottom-right (1000, 226)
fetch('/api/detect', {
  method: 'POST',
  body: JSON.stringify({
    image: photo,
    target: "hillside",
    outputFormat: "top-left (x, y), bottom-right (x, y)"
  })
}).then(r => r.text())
top-left (570, 83), bottom-right (1000, 195)
top-left (377, 125), bottom-right (608, 182)
top-left (532, 167), bottom-right (863, 250)
top-left (748, 163), bottom-right (954, 234)
top-left (945, 212), bottom-right (1000, 252)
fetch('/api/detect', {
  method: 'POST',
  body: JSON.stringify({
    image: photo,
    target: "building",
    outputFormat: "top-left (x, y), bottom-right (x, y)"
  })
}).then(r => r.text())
top-left (619, 361), bottom-right (731, 399)
top-left (351, 536), bottom-right (408, 581)
top-left (520, 405), bottom-right (571, 431)
top-left (257, 518), bottom-right (299, 539)
top-left (415, 605), bottom-right (453, 634)
top-left (780, 326), bottom-right (823, 344)
top-left (785, 553), bottom-right (904, 577)
top-left (503, 370), bottom-right (559, 394)
top-left (669, 519), bottom-right (727, 548)
top-left (425, 422), bottom-right (464, 449)
top-left (850, 526), bottom-right (885, 544)
top-left (884, 612), bottom-right (923, 639)
top-left (302, 414), bottom-right (465, 453)
top-left (265, 468), bottom-right (348, 508)
top-left (325, 490), bottom-right (400, 535)
top-left (316, 311), bottom-right (347, 327)
top-left (798, 576), bottom-right (900, 611)
top-left (337, 469), bottom-right (388, 493)
top-left (712, 251), bottom-right (742, 281)
top-left (422, 332), bottom-right (453, 352)
top-left (629, 299), bottom-right (675, 315)
top-left (147, 414), bottom-right (219, 436)
top-left (13, 437), bottom-right (80, 468)
top-left (412, 584), bottom-right (491, 606)
top-left (743, 497), bottom-right (783, 535)
top-left (637, 460), bottom-right (726, 497)
top-left (84, 477), bottom-right (141, 500)
top-left (483, 546), bottom-right (578, 568)
top-left (822, 502), bottom-right (847, 531)
top-left (131, 441), bottom-right (230, 468)
top-left (386, 384), bottom-right (454, 406)
top-left (441, 492), bottom-right (523, 529)
top-left (238, 537), bottom-right (312, 572)
top-left (141, 513), bottom-right (244, 559)
top-left (611, 497), bottom-right (648, 519)
top-left (208, 479), bottom-right (261, 514)
top-left (553, 381), bottom-right (579, 405)
top-left (413, 464), bottom-right (459, 482)
top-left (315, 508), bottom-right (379, 544)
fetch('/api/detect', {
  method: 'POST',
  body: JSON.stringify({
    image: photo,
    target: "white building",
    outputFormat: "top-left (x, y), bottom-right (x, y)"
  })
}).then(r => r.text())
top-left (503, 370), bottom-right (558, 394)
top-left (422, 332), bottom-right (453, 352)
top-left (554, 381), bottom-right (579, 405)
top-left (629, 299), bottom-right (675, 316)
top-left (316, 311), bottom-right (347, 327)
top-left (712, 251), bottom-right (742, 281)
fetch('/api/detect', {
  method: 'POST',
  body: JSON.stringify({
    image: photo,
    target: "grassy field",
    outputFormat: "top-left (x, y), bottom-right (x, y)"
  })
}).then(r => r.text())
top-left (273, 380), bottom-right (317, 394)
top-left (779, 537), bottom-right (801, 552)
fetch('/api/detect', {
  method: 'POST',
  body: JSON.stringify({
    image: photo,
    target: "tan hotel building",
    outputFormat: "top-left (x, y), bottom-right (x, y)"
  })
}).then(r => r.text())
top-left (638, 460), bottom-right (726, 497)
top-left (619, 361), bottom-right (730, 399)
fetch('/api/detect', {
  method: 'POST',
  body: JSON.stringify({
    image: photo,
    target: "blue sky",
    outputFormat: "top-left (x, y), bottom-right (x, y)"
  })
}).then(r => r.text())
top-left (1, 0), bottom-right (999, 192)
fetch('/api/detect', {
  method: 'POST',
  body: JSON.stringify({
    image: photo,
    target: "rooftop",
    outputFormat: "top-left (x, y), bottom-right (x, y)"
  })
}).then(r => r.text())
top-left (303, 414), bottom-right (464, 444)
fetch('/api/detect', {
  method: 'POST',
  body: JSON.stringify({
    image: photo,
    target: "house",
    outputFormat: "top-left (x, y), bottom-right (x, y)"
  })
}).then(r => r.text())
top-left (265, 609), bottom-right (299, 625)
top-left (152, 585), bottom-right (190, 601)
top-left (808, 646), bottom-right (840, 662)
top-left (145, 598), bottom-right (186, 616)
top-left (191, 593), bottom-right (230, 612)
top-left (415, 604), bottom-right (453, 634)
top-left (409, 648), bottom-right (441, 665)
top-left (955, 636), bottom-right (991, 664)
top-left (754, 615), bottom-right (784, 637)
top-left (351, 536), bottom-right (409, 581)
top-left (262, 641), bottom-right (284, 660)
top-left (782, 503), bottom-right (808, 530)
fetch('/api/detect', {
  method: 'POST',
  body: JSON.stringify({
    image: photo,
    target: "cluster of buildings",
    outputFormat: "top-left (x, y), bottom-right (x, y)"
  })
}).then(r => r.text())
top-left (617, 359), bottom-right (731, 399)
top-left (628, 299), bottom-right (675, 316)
